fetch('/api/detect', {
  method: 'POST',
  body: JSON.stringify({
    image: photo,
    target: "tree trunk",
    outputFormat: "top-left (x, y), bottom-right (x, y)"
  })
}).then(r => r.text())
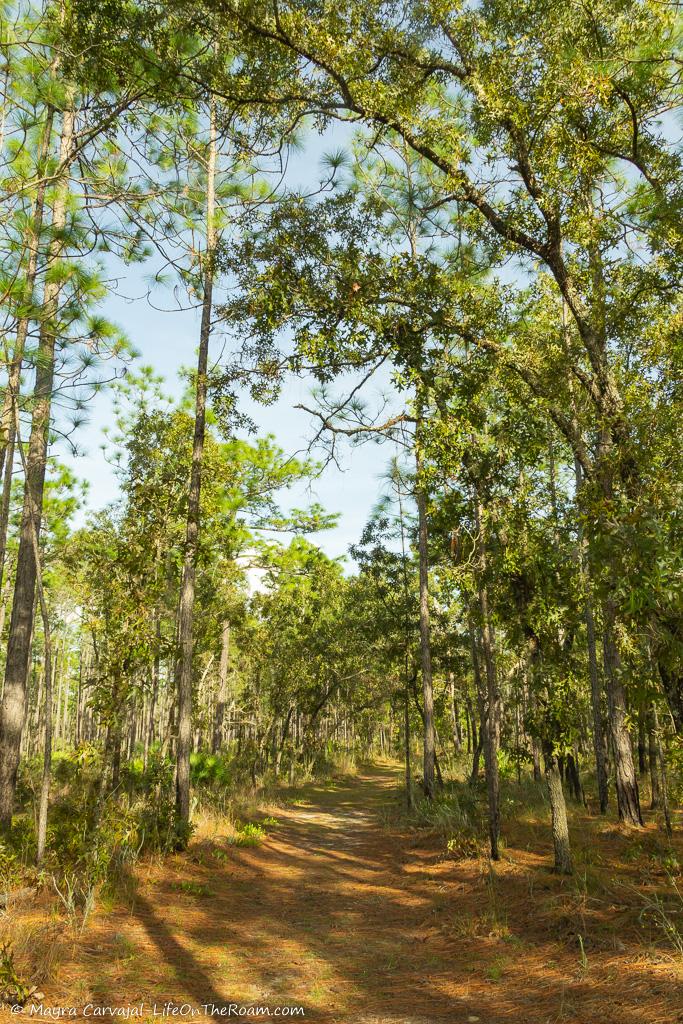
top-left (573, 455), bottom-right (609, 813)
top-left (585, 599), bottom-right (609, 813)
top-left (652, 705), bottom-right (672, 837)
top-left (0, 108), bottom-right (74, 829)
top-left (657, 663), bottom-right (683, 735)
top-left (11, 410), bottom-right (56, 865)
top-left (602, 600), bottom-right (642, 825)
top-left (0, 107), bottom-right (55, 518)
top-left (34, 570), bottom-right (52, 867)
top-left (449, 671), bottom-right (462, 753)
top-left (647, 707), bottom-right (660, 810)
top-left (637, 708), bottom-right (647, 776)
top-left (545, 751), bottom-right (573, 874)
top-left (473, 493), bottom-right (501, 861)
top-left (467, 639), bottom-right (484, 785)
top-left (212, 620), bottom-right (230, 754)
top-left (415, 466), bottom-right (436, 799)
top-left (404, 685), bottom-right (412, 810)
top-left (566, 750), bottom-right (586, 806)
top-left (174, 103), bottom-right (216, 838)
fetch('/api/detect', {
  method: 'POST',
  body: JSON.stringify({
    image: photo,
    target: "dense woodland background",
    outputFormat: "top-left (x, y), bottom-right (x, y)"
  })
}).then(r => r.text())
top-left (0, 1), bottom-right (682, 984)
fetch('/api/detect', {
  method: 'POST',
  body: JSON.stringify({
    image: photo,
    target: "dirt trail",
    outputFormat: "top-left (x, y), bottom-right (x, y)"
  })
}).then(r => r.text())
top-left (37, 764), bottom-right (682, 1024)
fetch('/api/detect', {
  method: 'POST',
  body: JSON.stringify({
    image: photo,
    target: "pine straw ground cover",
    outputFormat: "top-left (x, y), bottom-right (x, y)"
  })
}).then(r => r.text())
top-left (0, 763), bottom-right (681, 1024)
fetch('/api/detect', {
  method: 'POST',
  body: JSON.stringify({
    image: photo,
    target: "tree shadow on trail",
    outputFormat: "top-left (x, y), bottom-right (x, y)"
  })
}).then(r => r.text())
top-left (54, 763), bottom-right (683, 1024)
top-left (128, 883), bottom-right (233, 1013)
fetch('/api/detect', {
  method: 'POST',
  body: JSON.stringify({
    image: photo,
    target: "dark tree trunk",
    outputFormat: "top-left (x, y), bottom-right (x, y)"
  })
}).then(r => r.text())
top-left (637, 709), bottom-right (647, 776)
top-left (566, 750), bottom-right (586, 806)
top-left (602, 600), bottom-right (642, 826)
top-left (657, 663), bottom-right (683, 735)
top-left (585, 600), bottom-right (609, 813)
top-left (647, 708), bottom-right (660, 810)
top-left (473, 493), bottom-right (501, 861)
top-left (652, 705), bottom-right (672, 837)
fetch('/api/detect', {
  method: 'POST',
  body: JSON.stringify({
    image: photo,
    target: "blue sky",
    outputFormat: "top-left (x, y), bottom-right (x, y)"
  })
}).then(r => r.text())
top-left (60, 127), bottom-right (399, 563)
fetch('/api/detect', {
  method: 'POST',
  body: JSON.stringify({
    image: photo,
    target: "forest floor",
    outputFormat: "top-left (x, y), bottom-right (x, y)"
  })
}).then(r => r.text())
top-left (3, 762), bottom-right (683, 1024)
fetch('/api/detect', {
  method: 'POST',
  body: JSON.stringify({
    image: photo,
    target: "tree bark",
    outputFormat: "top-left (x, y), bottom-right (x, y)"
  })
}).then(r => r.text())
top-left (652, 705), bottom-right (672, 837)
top-left (212, 620), bottom-right (230, 754)
top-left (415, 451), bottom-right (436, 799)
top-left (404, 685), bottom-right (412, 810)
top-left (449, 671), bottom-right (463, 753)
top-left (573, 455), bottom-right (609, 813)
top-left (473, 492), bottom-right (501, 860)
top-left (10, 412), bottom-right (54, 864)
top-left (0, 107), bottom-right (74, 829)
top-left (545, 751), bottom-right (573, 874)
top-left (175, 102), bottom-right (216, 837)
top-left (637, 708), bottom-right (647, 776)
top-left (585, 598), bottom-right (609, 813)
top-left (647, 707), bottom-right (660, 810)
top-left (602, 599), bottom-right (642, 825)
top-left (467, 636), bottom-right (484, 786)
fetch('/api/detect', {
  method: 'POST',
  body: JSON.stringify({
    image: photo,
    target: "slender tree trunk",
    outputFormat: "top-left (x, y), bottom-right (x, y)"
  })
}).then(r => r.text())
top-left (647, 707), bottom-right (660, 810)
top-left (105, 672), bottom-right (124, 795)
top-left (573, 455), bottom-right (609, 813)
top-left (465, 698), bottom-right (472, 754)
top-left (585, 599), bottom-right (609, 813)
top-left (0, 108), bottom-right (74, 829)
top-left (467, 639), bottom-right (484, 786)
top-left (473, 493), bottom-right (501, 860)
top-left (396, 471), bottom-right (413, 809)
top-left (11, 405), bottom-right (54, 864)
top-left (449, 671), bottom-right (462, 753)
top-left (526, 683), bottom-right (542, 781)
top-left (0, 108), bottom-right (55, 496)
top-left (35, 638), bottom-right (52, 865)
top-left (212, 620), bottom-right (230, 754)
top-left (175, 103), bottom-right (217, 837)
top-left (637, 709), bottom-right (647, 776)
top-left (142, 603), bottom-right (161, 769)
top-left (566, 750), bottom-right (586, 806)
top-left (652, 705), bottom-right (672, 837)
top-left (0, 437), bottom-right (16, 605)
top-left (0, 571), bottom-right (11, 647)
top-left (404, 685), bottom-right (412, 810)
top-left (74, 648), bottom-right (83, 746)
top-left (415, 453), bottom-right (436, 799)
top-left (479, 605), bottom-right (501, 859)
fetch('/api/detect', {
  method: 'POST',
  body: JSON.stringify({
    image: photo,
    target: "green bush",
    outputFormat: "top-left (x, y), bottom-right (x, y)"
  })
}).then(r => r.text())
top-left (190, 751), bottom-right (232, 788)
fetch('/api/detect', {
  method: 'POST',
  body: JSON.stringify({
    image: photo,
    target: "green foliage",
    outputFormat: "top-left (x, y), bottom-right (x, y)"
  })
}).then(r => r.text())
top-left (229, 821), bottom-right (266, 846)
top-left (189, 751), bottom-right (232, 789)
top-left (0, 943), bottom-right (31, 1007)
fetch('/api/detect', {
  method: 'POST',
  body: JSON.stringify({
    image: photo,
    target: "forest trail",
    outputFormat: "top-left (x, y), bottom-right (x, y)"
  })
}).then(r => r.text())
top-left (43, 763), bottom-right (681, 1024)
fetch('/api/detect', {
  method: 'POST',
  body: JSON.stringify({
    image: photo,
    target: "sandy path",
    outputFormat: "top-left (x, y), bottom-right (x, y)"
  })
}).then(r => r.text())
top-left (32, 764), bottom-right (682, 1024)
